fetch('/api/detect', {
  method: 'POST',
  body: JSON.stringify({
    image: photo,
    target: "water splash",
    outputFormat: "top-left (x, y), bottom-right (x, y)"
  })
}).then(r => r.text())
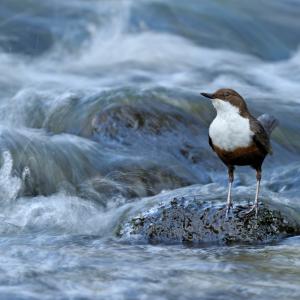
top-left (0, 151), bottom-right (24, 204)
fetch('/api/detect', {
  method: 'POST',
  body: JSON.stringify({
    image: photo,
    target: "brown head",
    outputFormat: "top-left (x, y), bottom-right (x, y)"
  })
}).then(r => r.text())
top-left (201, 88), bottom-right (249, 116)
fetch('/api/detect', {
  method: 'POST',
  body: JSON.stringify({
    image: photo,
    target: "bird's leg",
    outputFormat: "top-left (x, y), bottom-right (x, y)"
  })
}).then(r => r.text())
top-left (225, 166), bottom-right (234, 218)
top-left (254, 170), bottom-right (261, 216)
top-left (245, 169), bottom-right (261, 217)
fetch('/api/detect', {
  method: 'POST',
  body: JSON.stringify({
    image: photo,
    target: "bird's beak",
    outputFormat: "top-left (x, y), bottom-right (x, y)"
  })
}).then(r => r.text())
top-left (201, 92), bottom-right (214, 99)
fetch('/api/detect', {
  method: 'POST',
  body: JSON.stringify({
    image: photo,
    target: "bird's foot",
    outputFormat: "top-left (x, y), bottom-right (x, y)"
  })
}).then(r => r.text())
top-left (224, 203), bottom-right (233, 220)
top-left (243, 203), bottom-right (259, 219)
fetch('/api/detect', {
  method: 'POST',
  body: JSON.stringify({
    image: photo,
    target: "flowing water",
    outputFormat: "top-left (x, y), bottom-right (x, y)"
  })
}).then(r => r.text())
top-left (0, 0), bottom-right (300, 299)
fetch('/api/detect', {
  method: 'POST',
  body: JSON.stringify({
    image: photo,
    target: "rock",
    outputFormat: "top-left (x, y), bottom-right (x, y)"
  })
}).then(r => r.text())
top-left (92, 102), bottom-right (202, 140)
top-left (120, 196), bottom-right (300, 245)
top-left (91, 101), bottom-right (217, 170)
top-left (79, 163), bottom-right (196, 201)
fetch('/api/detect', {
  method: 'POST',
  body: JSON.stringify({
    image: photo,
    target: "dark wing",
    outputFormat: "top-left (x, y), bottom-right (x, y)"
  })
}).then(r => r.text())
top-left (208, 135), bottom-right (215, 152)
top-left (250, 117), bottom-right (273, 155)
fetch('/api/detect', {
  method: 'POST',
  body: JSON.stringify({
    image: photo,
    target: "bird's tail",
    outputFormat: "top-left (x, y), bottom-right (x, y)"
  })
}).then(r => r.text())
top-left (258, 114), bottom-right (279, 136)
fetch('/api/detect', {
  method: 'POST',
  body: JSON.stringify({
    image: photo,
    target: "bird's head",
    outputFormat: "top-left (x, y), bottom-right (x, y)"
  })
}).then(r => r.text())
top-left (201, 88), bottom-right (248, 115)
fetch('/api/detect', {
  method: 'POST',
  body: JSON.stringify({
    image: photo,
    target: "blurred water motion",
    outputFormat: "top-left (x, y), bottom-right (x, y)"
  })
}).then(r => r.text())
top-left (0, 0), bottom-right (300, 299)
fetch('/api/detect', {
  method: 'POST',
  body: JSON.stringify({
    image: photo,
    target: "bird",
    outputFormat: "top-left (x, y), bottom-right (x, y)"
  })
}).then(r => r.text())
top-left (201, 88), bottom-right (278, 217)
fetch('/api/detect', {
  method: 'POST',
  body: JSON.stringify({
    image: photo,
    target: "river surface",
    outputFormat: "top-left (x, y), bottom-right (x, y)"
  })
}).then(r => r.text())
top-left (0, 0), bottom-right (300, 299)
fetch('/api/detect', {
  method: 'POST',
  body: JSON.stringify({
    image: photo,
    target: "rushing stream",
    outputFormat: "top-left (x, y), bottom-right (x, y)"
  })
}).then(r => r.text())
top-left (0, 0), bottom-right (300, 299)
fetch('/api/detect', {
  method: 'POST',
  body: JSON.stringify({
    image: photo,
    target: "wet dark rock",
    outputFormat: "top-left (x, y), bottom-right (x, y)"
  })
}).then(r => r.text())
top-left (39, 89), bottom-right (218, 175)
top-left (91, 101), bottom-right (217, 170)
top-left (120, 196), bottom-right (300, 245)
top-left (92, 102), bottom-right (204, 140)
top-left (78, 163), bottom-right (196, 202)
top-left (0, 127), bottom-right (200, 200)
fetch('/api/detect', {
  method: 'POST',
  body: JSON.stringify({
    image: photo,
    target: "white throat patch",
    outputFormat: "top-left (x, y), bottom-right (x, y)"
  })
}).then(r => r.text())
top-left (209, 99), bottom-right (253, 151)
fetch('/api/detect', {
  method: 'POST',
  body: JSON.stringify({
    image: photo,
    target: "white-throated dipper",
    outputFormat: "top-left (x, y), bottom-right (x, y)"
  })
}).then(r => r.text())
top-left (201, 88), bottom-right (278, 217)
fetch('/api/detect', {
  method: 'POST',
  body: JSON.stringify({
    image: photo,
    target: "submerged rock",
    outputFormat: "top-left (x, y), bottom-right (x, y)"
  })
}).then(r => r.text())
top-left (91, 101), bottom-right (217, 170)
top-left (120, 196), bottom-right (300, 245)
top-left (92, 100), bottom-right (204, 142)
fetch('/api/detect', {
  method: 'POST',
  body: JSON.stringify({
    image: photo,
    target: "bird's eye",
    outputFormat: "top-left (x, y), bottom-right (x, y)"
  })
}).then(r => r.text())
top-left (224, 92), bottom-right (229, 98)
